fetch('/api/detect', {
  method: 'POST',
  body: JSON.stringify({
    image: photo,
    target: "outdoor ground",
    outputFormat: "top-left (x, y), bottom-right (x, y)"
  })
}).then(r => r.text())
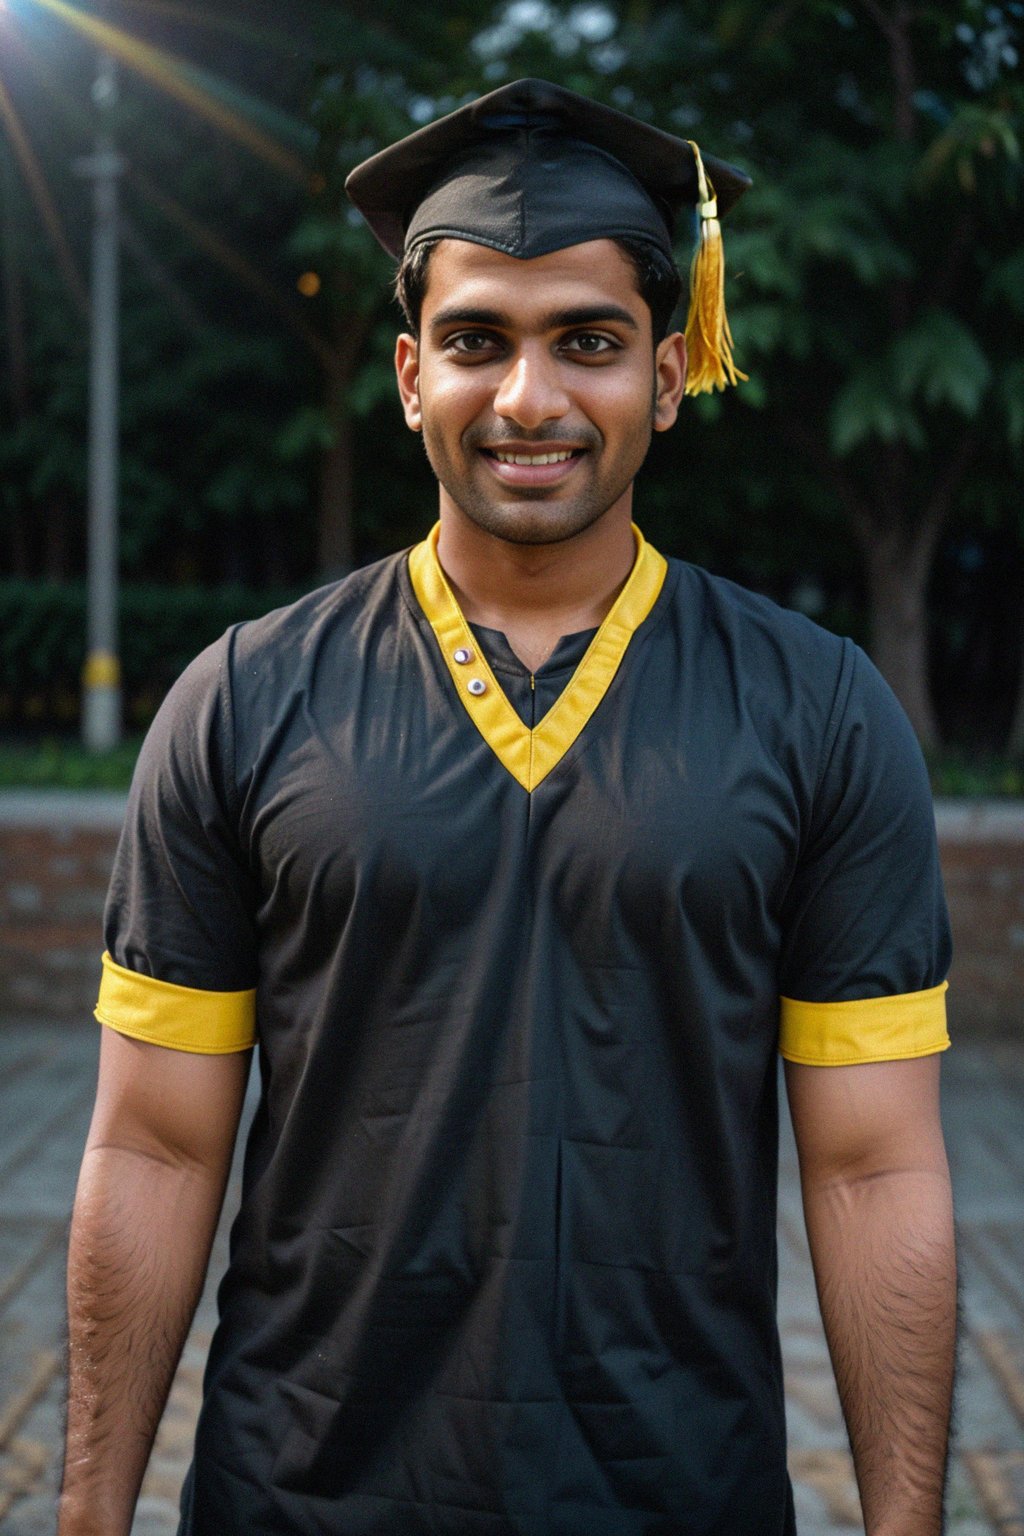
top-left (0, 1023), bottom-right (1022, 1535)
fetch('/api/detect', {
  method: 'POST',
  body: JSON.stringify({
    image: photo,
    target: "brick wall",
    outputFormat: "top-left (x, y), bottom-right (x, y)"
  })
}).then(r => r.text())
top-left (934, 804), bottom-right (1024, 1037)
top-left (0, 794), bottom-right (124, 1018)
top-left (0, 793), bottom-right (1020, 1031)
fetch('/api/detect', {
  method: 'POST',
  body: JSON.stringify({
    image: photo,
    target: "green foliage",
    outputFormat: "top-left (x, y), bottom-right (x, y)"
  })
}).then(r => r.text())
top-left (0, 581), bottom-right (305, 730)
top-left (2, 0), bottom-right (1024, 748)
top-left (0, 47), bottom-right (319, 585)
top-left (926, 752), bottom-right (1024, 797)
top-left (831, 364), bottom-right (927, 455)
top-left (918, 101), bottom-right (1020, 192)
top-left (830, 312), bottom-right (992, 453)
top-left (275, 405), bottom-right (338, 459)
top-left (997, 360), bottom-right (1024, 449)
top-left (0, 737), bottom-right (142, 790)
top-left (889, 312), bottom-right (992, 413)
top-left (1, 737), bottom-right (1020, 799)
top-left (984, 247), bottom-right (1024, 315)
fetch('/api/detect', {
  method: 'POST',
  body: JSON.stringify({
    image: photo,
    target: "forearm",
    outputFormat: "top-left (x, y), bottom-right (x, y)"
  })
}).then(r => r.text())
top-left (802, 1165), bottom-right (957, 1536)
top-left (59, 1144), bottom-right (228, 1536)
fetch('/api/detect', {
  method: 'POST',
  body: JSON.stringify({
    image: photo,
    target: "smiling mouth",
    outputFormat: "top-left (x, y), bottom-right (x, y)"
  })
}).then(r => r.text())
top-left (483, 448), bottom-right (583, 466)
top-left (479, 447), bottom-right (587, 485)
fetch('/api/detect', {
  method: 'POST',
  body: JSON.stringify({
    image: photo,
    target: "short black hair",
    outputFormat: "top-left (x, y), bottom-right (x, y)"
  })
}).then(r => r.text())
top-left (394, 236), bottom-right (683, 346)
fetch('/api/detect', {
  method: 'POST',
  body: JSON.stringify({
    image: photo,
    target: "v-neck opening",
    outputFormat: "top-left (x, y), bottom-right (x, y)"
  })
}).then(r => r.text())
top-left (468, 622), bottom-right (599, 680)
top-left (407, 522), bottom-right (668, 793)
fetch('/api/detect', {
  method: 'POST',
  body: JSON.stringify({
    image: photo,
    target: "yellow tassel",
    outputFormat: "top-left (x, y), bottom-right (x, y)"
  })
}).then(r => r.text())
top-left (683, 141), bottom-right (747, 395)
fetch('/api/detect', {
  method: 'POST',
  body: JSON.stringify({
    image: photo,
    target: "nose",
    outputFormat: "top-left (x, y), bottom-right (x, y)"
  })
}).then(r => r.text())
top-left (491, 345), bottom-right (571, 429)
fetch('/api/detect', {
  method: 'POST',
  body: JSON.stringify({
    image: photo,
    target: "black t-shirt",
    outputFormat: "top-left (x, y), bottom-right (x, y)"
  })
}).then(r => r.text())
top-left (97, 524), bottom-right (951, 1535)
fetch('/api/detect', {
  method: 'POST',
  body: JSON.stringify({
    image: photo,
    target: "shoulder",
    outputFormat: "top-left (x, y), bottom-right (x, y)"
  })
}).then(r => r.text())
top-left (138, 550), bottom-right (410, 783)
top-left (668, 558), bottom-right (849, 676)
top-left (152, 548), bottom-right (410, 721)
top-left (656, 558), bottom-right (928, 818)
top-left (228, 547), bottom-right (410, 676)
top-left (663, 557), bottom-right (857, 749)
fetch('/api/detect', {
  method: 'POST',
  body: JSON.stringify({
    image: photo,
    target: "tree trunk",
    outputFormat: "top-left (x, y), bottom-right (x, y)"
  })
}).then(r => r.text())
top-left (1007, 622), bottom-right (1024, 759)
top-left (316, 309), bottom-right (372, 580)
top-left (9, 512), bottom-right (30, 577)
top-left (862, 526), bottom-right (941, 751)
top-left (44, 491), bottom-right (71, 579)
top-left (317, 386), bottom-right (354, 578)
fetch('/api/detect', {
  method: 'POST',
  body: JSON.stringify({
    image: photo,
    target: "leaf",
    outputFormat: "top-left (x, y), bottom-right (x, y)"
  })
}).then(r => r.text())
top-left (830, 363), bottom-right (927, 454)
top-left (983, 248), bottom-right (1024, 318)
top-left (918, 103), bottom-right (1021, 193)
top-left (996, 360), bottom-right (1024, 448)
top-left (347, 360), bottom-right (400, 418)
top-left (276, 407), bottom-right (338, 459)
top-left (888, 311), bottom-right (992, 415)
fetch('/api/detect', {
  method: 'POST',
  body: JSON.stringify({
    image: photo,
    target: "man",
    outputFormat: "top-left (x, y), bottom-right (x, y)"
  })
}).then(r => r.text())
top-left (60, 80), bottom-right (956, 1536)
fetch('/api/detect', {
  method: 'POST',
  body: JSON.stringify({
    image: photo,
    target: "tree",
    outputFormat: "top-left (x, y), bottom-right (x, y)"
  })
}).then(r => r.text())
top-left (705, 0), bottom-right (1023, 748)
top-left (3, 0), bottom-right (1022, 752)
top-left (293, 2), bottom-right (509, 574)
top-left (308, 0), bottom-right (1023, 744)
top-left (0, 1), bottom-right (321, 585)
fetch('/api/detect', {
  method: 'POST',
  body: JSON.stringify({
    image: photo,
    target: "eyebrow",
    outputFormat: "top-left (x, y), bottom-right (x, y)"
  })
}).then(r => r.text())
top-left (428, 303), bottom-right (640, 336)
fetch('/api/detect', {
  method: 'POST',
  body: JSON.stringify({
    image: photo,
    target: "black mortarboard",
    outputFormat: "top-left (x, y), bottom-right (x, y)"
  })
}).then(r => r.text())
top-left (345, 78), bottom-right (753, 393)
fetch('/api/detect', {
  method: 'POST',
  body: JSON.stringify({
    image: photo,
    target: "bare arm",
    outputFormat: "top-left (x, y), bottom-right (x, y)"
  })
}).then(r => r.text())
top-left (785, 1055), bottom-right (956, 1536)
top-left (59, 1028), bottom-right (250, 1536)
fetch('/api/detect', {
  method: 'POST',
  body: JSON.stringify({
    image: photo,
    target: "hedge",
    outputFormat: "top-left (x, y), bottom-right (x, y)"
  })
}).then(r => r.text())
top-left (0, 580), bottom-right (305, 728)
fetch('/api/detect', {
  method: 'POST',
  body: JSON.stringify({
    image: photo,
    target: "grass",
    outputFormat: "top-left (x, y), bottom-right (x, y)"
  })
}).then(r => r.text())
top-left (925, 752), bottom-right (1024, 798)
top-left (0, 736), bottom-right (1021, 798)
top-left (0, 736), bottom-right (143, 790)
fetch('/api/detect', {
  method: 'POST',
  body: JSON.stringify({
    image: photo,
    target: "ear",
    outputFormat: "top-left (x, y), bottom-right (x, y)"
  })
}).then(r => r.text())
top-left (394, 333), bottom-right (422, 432)
top-left (653, 332), bottom-right (687, 432)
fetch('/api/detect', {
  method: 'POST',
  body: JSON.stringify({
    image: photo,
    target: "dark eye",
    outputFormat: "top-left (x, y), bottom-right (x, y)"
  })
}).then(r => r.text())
top-left (446, 331), bottom-right (499, 354)
top-left (565, 332), bottom-right (616, 355)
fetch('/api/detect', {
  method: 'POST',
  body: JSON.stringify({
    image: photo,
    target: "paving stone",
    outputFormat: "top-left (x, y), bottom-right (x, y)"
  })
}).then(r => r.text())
top-left (0, 1024), bottom-right (1020, 1534)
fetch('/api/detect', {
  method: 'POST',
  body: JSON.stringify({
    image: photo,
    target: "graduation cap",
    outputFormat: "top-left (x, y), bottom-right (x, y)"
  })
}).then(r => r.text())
top-left (345, 78), bottom-right (753, 394)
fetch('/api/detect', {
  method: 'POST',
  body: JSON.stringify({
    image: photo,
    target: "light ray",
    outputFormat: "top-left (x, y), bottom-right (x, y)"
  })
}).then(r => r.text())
top-left (26, 0), bottom-right (312, 185)
top-left (1, 17), bottom-right (95, 141)
top-left (127, 164), bottom-right (336, 369)
top-left (172, 56), bottom-right (316, 157)
top-left (119, 207), bottom-right (208, 337)
top-left (0, 72), bottom-right (89, 315)
top-left (2, 23), bottom-right (332, 365)
top-left (117, 0), bottom-right (311, 63)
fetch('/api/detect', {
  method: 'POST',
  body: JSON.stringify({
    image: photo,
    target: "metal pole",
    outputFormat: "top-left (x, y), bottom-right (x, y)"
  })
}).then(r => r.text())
top-left (75, 52), bottom-right (125, 751)
top-left (1, 144), bottom-right (30, 420)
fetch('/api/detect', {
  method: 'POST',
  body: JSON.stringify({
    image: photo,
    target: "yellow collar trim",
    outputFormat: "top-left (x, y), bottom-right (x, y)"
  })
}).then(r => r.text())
top-left (408, 522), bottom-right (667, 792)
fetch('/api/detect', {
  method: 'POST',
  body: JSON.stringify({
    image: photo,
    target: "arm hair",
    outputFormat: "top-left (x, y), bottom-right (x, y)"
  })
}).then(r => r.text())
top-left (59, 1029), bottom-right (249, 1536)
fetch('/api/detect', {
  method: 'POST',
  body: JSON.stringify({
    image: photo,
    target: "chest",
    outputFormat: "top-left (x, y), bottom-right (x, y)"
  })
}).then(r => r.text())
top-left (240, 612), bottom-right (803, 973)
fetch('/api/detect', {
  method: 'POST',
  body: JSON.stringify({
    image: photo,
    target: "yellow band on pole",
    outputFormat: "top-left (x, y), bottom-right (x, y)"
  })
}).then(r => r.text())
top-left (83, 651), bottom-right (121, 689)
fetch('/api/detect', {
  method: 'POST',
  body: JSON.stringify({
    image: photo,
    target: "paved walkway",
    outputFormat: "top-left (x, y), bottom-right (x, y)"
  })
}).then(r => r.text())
top-left (1, 1022), bottom-right (1022, 1535)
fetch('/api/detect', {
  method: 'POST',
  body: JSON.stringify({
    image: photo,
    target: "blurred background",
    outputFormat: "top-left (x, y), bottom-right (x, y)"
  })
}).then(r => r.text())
top-left (0, 0), bottom-right (1021, 788)
top-left (1, 8), bottom-right (1024, 1533)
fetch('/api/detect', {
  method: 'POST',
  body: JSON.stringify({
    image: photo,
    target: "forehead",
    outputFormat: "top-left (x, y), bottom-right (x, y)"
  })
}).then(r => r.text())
top-left (420, 237), bottom-right (643, 322)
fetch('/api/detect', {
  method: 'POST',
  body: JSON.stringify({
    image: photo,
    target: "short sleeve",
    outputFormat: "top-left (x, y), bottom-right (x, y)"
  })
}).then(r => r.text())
top-left (95, 628), bottom-right (258, 1054)
top-left (777, 640), bottom-right (952, 1066)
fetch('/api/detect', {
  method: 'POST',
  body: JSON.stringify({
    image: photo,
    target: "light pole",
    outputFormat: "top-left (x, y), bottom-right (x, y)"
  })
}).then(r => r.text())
top-left (75, 47), bottom-right (125, 751)
top-left (1, 143), bottom-right (30, 422)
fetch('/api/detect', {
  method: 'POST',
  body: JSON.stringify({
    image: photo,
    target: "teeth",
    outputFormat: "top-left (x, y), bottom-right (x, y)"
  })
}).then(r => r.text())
top-left (492, 450), bottom-right (575, 465)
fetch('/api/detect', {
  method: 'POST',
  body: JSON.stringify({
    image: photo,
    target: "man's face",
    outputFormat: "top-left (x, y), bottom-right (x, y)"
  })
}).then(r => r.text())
top-left (395, 238), bottom-right (686, 546)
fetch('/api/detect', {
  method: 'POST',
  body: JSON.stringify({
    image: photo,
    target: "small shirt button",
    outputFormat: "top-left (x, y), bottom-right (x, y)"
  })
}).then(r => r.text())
top-left (467, 678), bottom-right (487, 696)
top-left (453, 647), bottom-right (474, 664)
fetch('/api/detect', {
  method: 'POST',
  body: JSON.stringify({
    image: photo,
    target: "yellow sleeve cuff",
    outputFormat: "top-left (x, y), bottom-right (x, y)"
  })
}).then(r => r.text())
top-left (95, 951), bottom-right (257, 1055)
top-left (779, 981), bottom-right (949, 1065)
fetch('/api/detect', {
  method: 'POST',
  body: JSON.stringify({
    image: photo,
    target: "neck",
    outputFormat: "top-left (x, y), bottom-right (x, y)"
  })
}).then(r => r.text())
top-left (434, 496), bottom-right (637, 641)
